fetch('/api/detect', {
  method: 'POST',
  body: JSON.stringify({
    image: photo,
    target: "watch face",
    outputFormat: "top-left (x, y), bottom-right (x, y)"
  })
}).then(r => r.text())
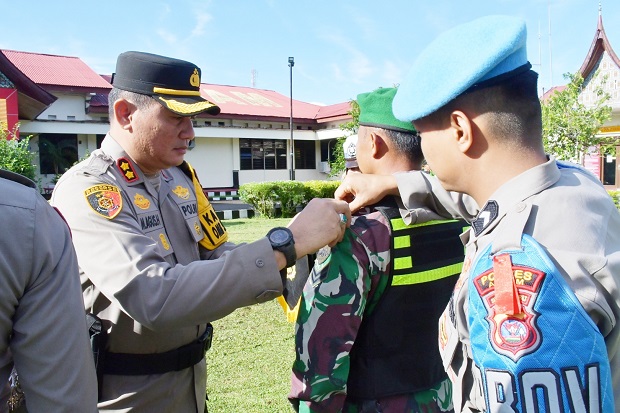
top-left (270, 229), bottom-right (290, 246)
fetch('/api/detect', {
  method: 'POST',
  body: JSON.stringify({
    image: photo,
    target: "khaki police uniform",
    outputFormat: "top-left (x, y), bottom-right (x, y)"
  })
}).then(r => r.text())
top-left (395, 157), bottom-right (620, 412)
top-left (0, 170), bottom-right (98, 412)
top-left (51, 136), bottom-right (283, 412)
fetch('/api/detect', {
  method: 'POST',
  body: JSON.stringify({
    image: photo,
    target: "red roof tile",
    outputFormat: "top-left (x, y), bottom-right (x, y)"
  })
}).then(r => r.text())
top-left (200, 83), bottom-right (323, 120)
top-left (2, 49), bottom-right (111, 90)
top-left (315, 101), bottom-right (352, 121)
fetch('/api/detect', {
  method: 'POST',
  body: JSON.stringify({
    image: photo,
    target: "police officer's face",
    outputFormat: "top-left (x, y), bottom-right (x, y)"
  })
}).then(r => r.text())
top-left (414, 117), bottom-right (460, 191)
top-left (131, 101), bottom-right (195, 174)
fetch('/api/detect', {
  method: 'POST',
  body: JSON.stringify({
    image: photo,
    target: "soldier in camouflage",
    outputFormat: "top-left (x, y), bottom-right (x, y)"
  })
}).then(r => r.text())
top-left (289, 88), bottom-right (467, 413)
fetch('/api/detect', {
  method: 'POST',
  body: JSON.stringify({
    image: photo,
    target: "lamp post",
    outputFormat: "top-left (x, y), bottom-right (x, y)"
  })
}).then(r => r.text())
top-left (288, 56), bottom-right (295, 180)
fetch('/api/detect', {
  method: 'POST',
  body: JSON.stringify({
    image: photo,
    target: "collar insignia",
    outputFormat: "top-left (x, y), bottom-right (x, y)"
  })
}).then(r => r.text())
top-left (172, 185), bottom-right (190, 200)
top-left (117, 157), bottom-right (139, 183)
top-left (472, 200), bottom-right (499, 236)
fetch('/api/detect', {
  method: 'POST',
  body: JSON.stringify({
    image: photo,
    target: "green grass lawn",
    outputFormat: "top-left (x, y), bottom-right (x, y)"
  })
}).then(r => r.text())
top-left (206, 218), bottom-right (296, 412)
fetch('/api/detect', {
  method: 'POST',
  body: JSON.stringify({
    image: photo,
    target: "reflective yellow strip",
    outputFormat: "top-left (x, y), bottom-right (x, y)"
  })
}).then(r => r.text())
top-left (394, 256), bottom-right (412, 270)
top-left (152, 87), bottom-right (202, 96)
top-left (392, 262), bottom-right (463, 286)
top-left (391, 218), bottom-right (455, 231)
top-left (394, 235), bottom-right (411, 249)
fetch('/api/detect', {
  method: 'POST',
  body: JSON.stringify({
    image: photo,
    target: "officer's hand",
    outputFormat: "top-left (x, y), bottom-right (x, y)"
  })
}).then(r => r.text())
top-left (335, 173), bottom-right (398, 213)
top-left (288, 198), bottom-right (351, 256)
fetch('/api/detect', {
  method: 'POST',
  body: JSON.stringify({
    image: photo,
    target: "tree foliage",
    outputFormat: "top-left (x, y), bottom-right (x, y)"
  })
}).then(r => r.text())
top-left (328, 99), bottom-right (359, 177)
top-left (0, 126), bottom-right (37, 180)
top-left (541, 72), bottom-right (615, 164)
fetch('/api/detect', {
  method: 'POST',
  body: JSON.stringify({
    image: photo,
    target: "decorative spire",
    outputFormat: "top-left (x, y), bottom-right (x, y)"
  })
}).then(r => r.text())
top-left (599, 1), bottom-right (602, 15)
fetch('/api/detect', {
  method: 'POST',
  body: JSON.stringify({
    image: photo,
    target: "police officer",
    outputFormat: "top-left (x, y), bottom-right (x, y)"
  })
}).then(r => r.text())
top-left (0, 169), bottom-right (98, 412)
top-left (289, 88), bottom-right (466, 412)
top-left (50, 51), bottom-right (349, 412)
top-left (336, 16), bottom-right (620, 412)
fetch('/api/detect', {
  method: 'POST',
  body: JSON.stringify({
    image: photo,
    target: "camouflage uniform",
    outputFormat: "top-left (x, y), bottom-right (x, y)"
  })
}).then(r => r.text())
top-left (289, 197), bottom-right (464, 413)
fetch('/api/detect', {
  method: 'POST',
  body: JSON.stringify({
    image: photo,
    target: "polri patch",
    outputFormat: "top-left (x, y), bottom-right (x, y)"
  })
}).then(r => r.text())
top-left (117, 157), bottom-right (139, 183)
top-left (84, 184), bottom-right (123, 219)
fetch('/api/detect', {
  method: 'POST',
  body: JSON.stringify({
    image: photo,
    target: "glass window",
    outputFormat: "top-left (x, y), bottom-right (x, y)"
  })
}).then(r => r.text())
top-left (295, 140), bottom-right (316, 169)
top-left (39, 133), bottom-right (78, 175)
top-left (239, 139), bottom-right (287, 170)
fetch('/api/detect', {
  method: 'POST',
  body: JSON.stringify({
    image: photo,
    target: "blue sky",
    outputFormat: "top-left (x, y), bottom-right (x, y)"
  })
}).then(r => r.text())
top-left (0, 0), bottom-right (618, 106)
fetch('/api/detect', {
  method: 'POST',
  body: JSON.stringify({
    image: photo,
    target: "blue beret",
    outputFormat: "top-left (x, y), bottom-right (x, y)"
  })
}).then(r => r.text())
top-left (393, 15), bottom-right (530, 122)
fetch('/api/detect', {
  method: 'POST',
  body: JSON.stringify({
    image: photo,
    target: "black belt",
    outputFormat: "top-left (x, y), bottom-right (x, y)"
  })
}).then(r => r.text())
top-left (103, 323), bottom-right (213, 376)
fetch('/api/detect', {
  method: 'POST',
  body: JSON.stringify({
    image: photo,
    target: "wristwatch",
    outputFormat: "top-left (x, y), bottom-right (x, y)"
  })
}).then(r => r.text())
top-left (267, 227), bottom-right (296, 268)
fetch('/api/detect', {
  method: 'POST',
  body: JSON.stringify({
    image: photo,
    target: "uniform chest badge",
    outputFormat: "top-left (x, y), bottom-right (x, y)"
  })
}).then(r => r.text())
top-left (172, 185), bottom-right (190, 199)
top-left (84, 184), bottom-right (123, 219)
top-left (133, 193), bottom-right (151, 210)
top-left (117, 157), bottom-right (139, 183)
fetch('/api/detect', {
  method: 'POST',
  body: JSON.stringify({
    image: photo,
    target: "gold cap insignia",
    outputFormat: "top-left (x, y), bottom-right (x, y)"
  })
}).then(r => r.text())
top-left (190, 68), bottom-right (200, 87)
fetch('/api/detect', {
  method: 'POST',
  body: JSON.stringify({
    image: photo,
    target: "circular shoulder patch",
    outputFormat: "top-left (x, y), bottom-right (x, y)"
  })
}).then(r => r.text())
top-left (84, 184), bottom-right (123, 219)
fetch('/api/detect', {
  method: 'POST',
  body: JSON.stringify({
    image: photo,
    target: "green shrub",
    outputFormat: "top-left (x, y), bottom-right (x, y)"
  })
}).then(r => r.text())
top-left (609, 190), bottom-right (620, 210)
top-left (239, 182), bottom-right (279, 218)
top-left (303, 179), bottom-right (341, 199)
top-left (0, 134), bottom-right (36, 181)
top-left (239, 180), bottom-right (342, 218)
top-left (273, 180), bottom-right (307, 218)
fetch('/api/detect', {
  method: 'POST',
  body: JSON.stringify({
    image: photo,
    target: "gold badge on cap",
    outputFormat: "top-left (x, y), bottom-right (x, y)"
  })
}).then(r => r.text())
top-left (84, 184), bottom-right (123, 219)
top-left (190, 68), bottom-right (200, 87)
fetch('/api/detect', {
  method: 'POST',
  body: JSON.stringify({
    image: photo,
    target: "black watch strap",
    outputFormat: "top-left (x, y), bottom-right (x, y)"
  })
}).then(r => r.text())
top-left (267, 227), bottom-right (296, 268)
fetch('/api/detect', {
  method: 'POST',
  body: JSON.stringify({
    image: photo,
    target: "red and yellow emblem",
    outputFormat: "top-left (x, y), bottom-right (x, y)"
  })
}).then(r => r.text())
top-left (133, 193), bottom-right (151, 210)
top-left (172, 185), bottom-right (190, 199)
top-left (84, 184), bottom-right (122, 219)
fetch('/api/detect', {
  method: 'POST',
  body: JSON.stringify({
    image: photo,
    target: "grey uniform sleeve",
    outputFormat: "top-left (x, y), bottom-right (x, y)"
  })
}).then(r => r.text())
top-left (52, 174), bottom-right (282, 331)
top-left (8, 192), bottom-right (98, 412)
top-left (394, 170), bottom-right (479, 224)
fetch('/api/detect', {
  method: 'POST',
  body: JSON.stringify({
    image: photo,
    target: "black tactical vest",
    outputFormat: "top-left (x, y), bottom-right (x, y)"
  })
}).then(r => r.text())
top-left (347, 205), bottom-right (467, 399)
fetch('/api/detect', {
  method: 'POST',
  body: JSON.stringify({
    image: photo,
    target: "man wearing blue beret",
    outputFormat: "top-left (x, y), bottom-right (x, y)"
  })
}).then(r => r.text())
top-left (336, 15), bottom-right (620, 413)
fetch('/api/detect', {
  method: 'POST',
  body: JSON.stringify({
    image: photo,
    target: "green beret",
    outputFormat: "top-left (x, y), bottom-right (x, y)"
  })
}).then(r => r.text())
top-left (357, 87), bottom-right (416, 133)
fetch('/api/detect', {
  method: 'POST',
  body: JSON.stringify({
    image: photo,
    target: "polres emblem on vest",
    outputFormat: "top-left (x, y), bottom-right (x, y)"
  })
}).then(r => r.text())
top-left (472, 264), bottom-right (544, 361)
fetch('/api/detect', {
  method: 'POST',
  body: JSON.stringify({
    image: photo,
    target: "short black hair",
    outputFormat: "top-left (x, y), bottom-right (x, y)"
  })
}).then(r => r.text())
top-left (108, 87), bottom-right (156, 119)
top-left (383, 128), bottom-right (424, 167)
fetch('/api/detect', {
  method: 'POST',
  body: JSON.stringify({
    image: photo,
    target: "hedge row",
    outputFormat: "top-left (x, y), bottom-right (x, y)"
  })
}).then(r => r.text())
top-left (609, 190), bottom-right (620, 210)
top-left (239, 180), bottom-right (341, 218)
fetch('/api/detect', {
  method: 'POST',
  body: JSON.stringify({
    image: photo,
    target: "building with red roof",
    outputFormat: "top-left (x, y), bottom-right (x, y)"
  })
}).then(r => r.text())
top-left (0, 49), bottom-right (353, 191)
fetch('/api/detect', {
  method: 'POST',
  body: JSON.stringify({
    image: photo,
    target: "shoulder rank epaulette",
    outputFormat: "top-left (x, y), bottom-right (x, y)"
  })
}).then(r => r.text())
top-left (117, 157), bottom-right (139, 183)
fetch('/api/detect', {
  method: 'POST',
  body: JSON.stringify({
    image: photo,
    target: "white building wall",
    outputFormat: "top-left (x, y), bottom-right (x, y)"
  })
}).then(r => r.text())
top-left (37, 92), bottom-right (99, 121)
top-left (185, 137), bottom-right (235, 188)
